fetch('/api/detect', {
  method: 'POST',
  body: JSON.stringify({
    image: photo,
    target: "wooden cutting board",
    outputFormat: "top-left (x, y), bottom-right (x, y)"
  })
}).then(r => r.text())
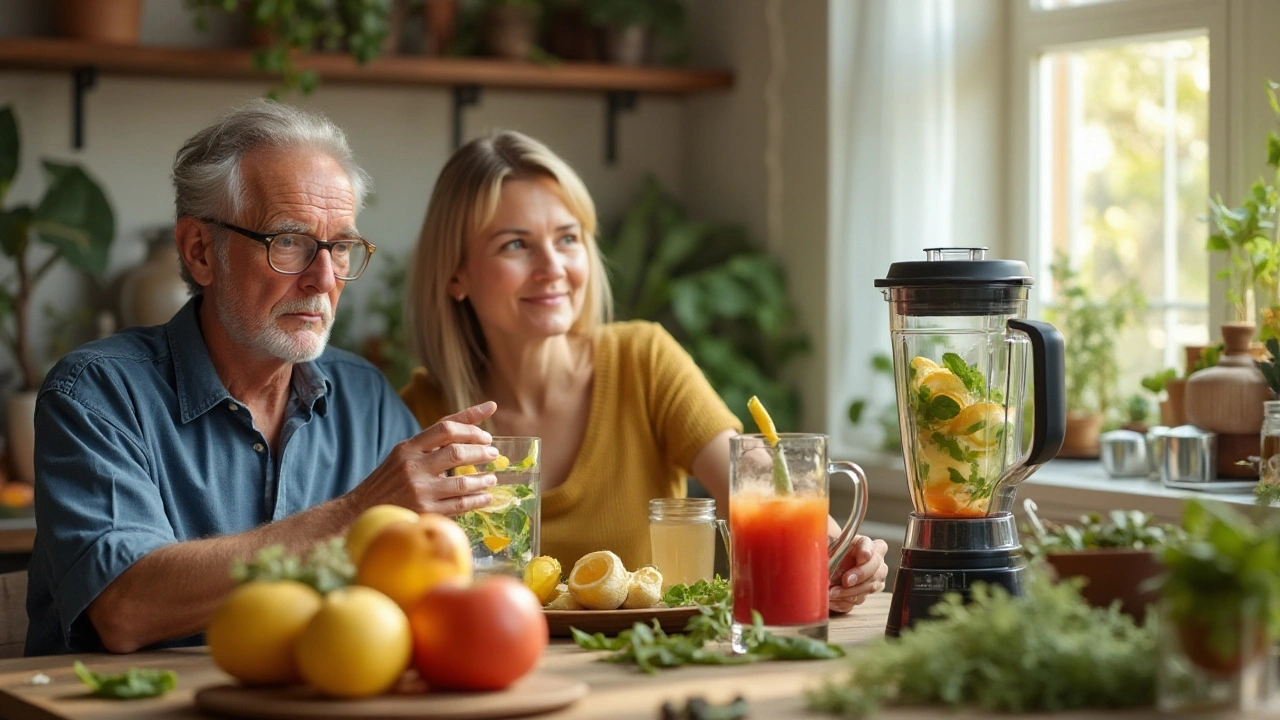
top-left (544, 606), bottom-right (699, 638)
top-left (193, 672), bottom-right (586, 720)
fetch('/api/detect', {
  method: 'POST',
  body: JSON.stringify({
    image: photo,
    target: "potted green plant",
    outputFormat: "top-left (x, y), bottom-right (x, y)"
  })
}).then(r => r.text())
top-left (1045, 255), bottom-right (1140, 457)
top-left (1023, 507), bottom-right (1181, 621)
top-left (1141, 367), bottom-right (1180, 426)
top-left (186, 0), bottom-right (393, 96)
top-left (599, 176), bottom-right (809, 431)
top-left (1157, 500), bottom-right (1279, 693)
top-left (583, 0), bottom-right (687, 66)
top-left (0, 106), bottom-right (116, 483)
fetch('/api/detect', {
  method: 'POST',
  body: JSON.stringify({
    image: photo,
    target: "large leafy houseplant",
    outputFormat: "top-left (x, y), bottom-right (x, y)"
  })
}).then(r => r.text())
top-left (185, 0), bottom-right (392, 97)
top-left (599, 177), bottom-right (810, 431)
top-left (0, 107), bottom-right (115, 392)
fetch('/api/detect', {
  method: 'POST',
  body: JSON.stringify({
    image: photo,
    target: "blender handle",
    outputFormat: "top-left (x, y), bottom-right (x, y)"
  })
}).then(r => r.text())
top-left (1008, 318), bottom-right (1066, 466)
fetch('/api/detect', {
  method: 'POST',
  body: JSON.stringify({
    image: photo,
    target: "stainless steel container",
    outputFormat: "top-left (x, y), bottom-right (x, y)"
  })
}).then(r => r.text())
top-left (1145, 425), bottom-right (1170, 477)
top-left (1100, 429), bottom-right (1148, 478)
top-left (1160, 425), bottom-right (1217, 486)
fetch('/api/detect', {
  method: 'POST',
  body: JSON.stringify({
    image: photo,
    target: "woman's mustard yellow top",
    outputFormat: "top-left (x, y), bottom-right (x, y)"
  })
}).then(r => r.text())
top-left (400, 321), bottom-right (742, 571)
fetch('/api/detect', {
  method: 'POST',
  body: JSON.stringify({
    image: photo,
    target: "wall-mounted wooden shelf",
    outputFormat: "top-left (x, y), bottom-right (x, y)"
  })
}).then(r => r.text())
top-left (0, 38), bottom-right (735, 161)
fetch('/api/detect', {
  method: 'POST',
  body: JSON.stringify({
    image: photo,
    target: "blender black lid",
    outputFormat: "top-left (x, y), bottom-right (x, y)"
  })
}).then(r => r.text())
top-left (875, 248), bottom-right (1034, 288)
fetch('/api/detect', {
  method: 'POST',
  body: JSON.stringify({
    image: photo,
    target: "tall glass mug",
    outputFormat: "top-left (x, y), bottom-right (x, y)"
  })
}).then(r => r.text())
top-left (456, 437), bottom-right (541, 576)
top-left (649, 498), bottom-right (729, 589)
top-left (729, 434), bottom-right (868, 652)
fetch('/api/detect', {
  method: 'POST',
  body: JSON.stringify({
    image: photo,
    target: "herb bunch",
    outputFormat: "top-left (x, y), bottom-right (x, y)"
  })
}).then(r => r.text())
top-left (806, 574), bottom-right (1156, 717)
top-left (455, 483), bottom-right (537, 562)
top-left (661, 577), bottom-right (731, 607)
top-left (1022, 510), bottom-right (1183, 559)
top-left (572, 594), bottom-right (842, 673)
top-left (231, 538), bottom-right (354, 594)
top-left (74, 661), bottom-right (177, 700)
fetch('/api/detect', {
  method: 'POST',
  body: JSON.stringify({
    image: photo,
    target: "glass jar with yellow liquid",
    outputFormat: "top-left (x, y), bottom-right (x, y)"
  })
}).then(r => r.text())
top-left (648, 498), bottom-right (728, 589)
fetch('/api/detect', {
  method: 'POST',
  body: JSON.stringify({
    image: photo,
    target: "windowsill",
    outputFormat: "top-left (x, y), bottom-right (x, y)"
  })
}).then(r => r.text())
top-left (835, 446), bottom-right (1279, 526)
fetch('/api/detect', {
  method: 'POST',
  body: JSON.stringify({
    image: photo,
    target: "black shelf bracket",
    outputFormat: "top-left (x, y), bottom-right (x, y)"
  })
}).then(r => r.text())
top-left (605, 91), bottom-right (638, 165)
top-left (452, 84), bottom-right (481, 150)
top-left (71, 66), bottom-right (98, 150)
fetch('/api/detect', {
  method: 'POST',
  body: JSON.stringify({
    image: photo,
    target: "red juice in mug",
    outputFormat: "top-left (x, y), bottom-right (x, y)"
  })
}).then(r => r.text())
top-left (730, 493), bottom-right (829, 626)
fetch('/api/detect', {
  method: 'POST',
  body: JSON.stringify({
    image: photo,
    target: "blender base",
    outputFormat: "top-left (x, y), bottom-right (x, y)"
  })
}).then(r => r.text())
top-left (885, 513), bottom-right (1027, 637)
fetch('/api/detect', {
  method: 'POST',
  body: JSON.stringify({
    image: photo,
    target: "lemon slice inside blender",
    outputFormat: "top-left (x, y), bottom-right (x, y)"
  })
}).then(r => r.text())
top-left (522, 555), bottom-right (562, 605)
top-left (621, 566), bottom-right (664, 609)
top-left (567, 550), bottom-right (629, 610)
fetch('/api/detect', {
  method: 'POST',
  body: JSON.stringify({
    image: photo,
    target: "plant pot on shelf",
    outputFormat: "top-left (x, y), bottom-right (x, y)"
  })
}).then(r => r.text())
top-left (1060, 412), bottom-right (1103, 458)
top-left (483, 5), bottom-right (540, 61)
top-left (1185, 322), bottom-right (1271, 478)
top-left (56, 0), bottom-right (144, 44)
top-left (422, 0), bottom-right (459, 56)
top-left (5, 391), bottom-right (37, 486)
top-left (1045, 548), bottom-right (1162, 621)
top-left (544, 4), bottom-right (596, 61)
top-left (1161, 377), bottom-right (1188, 427)
top-left (598, 24), bottom-right (650, 65)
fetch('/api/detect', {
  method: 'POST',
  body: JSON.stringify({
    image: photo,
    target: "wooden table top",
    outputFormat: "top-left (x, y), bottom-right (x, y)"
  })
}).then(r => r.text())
top-left (0, 592), bottom-right (1264, 719)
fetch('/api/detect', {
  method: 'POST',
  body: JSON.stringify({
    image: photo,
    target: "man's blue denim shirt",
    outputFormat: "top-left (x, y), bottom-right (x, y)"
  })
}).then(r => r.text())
top-left (25, 298), bottom-right (420, 655)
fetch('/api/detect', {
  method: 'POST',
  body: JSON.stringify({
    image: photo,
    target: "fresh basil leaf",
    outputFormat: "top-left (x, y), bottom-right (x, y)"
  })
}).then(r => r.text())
top-left (73, 661), bottom-right (177, 699)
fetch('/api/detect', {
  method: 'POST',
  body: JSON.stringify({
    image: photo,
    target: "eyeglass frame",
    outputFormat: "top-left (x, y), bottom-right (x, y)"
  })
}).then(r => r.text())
top-left (199, 218), bottom-right (377, 281)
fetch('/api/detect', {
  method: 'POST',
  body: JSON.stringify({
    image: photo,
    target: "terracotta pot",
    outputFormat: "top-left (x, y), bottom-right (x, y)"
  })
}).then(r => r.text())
top-left (1060, 412), bottom-right (1103, 458)
top-left (1161, 377), bottom-right (1188, 427)
top-left (1045, 548), bottom-right (1162, 620)
top-left (5, 391), bottom-right (37, 486)
top-left (1184, 344), bottom-right (1206, 375)
top-left (1175, 615), bottom-right (1271, 677)
top-left (1186, 323), bottom-right (1271, 435)
top-left (119, 240), bottom-right (189, 328)
top-left (544, 4), bottom-right (595, 61)
top-left (598, 24), bottom-right (650, 66)
top-left (423, 0), bottom-right (459, 56)
top-left (382, 0), bottom-right (409, 54)
top-left (484, 5), bottom-right (540, 61)
top-left (56, 0), bottom-right (144, 44)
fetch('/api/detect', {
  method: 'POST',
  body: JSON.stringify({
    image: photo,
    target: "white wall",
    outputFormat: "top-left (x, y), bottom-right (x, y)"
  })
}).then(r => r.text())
top-left (0, 1), bottom-right (687, 385)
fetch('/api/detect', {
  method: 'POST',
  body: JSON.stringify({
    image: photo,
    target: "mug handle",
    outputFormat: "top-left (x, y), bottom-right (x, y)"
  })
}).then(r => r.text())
top-left (826, 461), bottom-right (868, 586)
top-left (715, 518), bottom-right (731, 566)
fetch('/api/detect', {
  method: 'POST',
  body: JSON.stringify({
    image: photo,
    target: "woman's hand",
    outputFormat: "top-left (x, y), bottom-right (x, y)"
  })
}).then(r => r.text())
top-left (349, 401), bottom-right (501, 516)
top-left (829, 535), bottom-right (890, 615)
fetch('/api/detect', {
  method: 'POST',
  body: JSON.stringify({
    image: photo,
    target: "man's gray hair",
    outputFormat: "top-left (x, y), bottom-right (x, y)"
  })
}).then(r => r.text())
top-left (172, 100), bottom-right (372, 294)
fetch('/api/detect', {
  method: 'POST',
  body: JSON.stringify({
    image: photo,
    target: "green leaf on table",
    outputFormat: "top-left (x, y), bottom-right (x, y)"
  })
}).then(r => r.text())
top-left (73, 661), bottom-right (177, 699)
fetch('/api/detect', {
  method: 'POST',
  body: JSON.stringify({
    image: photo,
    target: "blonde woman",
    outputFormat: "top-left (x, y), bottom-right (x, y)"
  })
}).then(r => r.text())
top-left (401, 131), bottom-right (887, 613)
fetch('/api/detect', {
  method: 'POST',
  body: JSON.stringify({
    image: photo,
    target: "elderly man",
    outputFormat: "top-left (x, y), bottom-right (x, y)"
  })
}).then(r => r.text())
top-left (26, 101), bottom-right (498, 656)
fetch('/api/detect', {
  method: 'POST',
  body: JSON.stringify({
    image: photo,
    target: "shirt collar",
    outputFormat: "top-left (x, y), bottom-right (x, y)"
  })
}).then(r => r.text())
top-left (167, 297), bottom-right (332, 423)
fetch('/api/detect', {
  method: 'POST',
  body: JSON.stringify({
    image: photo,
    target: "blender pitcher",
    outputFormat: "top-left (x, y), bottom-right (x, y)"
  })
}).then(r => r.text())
top-left (876, 248), bottom-right (1065, 635)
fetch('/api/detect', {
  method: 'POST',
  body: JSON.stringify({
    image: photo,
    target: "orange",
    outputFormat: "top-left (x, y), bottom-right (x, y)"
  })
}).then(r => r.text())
top-left (356, 514), bottom-right (472, 610)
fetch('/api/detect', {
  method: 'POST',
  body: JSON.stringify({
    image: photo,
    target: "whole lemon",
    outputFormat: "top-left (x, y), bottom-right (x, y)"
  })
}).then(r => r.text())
top-left (295, 586), bottom-right (412, 698)
top-left (207, 580), bottom-right (322, 686)
top-left (346, 504), bottom-right (420, 564)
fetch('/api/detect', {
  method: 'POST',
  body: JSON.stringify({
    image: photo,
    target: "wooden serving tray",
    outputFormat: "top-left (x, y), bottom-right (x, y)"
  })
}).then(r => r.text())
top-left (544, 606), bottom-right (700, 638)
top-left (193, 672), bottom-right (586, 720)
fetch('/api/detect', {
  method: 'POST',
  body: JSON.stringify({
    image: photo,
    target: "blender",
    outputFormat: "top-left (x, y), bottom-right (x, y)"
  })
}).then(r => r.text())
top-left (875, 248), bottom-right (1065, 636)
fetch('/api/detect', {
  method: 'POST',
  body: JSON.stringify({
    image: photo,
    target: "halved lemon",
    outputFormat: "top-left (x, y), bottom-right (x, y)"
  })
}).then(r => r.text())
top-left (522, 556), bottom-right (562, 605)
top-left (622, 566), bottom-right (664, 609)
top-left (567, 550), bottom-right (629, 610)
top-left (545, 584), bottom-right (582, 610)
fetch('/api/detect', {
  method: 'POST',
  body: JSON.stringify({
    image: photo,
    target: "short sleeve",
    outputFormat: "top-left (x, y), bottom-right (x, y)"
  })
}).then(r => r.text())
top-left (641, 324), bottom-right (744, 471)
top-left (32, 389), bottom-right (175, 651)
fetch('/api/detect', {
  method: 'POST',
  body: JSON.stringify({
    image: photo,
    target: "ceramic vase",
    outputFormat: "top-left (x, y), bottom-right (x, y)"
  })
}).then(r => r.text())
top-left (119, 241), bottom-right (189, 328)
top-left (1185, 323), bottom-right (1271, 478)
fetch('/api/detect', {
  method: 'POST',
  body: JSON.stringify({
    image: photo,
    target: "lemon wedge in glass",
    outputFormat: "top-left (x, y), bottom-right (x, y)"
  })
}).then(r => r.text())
top-left (567, 550), bottom-right (629, 610)
top-left (522, 555), bottom-right (562, 605)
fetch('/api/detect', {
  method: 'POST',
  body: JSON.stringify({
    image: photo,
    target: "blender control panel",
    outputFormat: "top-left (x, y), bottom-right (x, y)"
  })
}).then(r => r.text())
top-left (911, 572), bottom-right (970, 592)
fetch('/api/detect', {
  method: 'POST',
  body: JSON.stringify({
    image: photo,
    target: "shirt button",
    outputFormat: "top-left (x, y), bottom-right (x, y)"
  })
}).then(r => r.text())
top-left (253, 443), bottom-right (265, 453)
top-left (228, 403), bottom-right (239, 412)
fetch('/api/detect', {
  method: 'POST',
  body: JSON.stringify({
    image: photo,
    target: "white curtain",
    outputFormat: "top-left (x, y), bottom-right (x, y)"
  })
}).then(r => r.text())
top-left (829, 0), bottom-right (957, 453)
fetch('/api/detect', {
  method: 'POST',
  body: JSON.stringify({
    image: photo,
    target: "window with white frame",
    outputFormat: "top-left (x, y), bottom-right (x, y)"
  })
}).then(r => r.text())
top-left (1011, 0), bottom-right (1224, 424)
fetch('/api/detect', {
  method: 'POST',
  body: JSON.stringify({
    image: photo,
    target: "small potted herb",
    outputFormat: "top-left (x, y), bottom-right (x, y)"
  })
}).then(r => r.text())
top-left (1023, 506), bottom-right (1181, 620)
top-left (1157, 500), bottom-right (1279, 680)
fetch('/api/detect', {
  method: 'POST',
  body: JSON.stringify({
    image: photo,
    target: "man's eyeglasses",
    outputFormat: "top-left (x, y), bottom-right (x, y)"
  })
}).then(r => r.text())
top-left (200, 218), bottom-right (376, 281)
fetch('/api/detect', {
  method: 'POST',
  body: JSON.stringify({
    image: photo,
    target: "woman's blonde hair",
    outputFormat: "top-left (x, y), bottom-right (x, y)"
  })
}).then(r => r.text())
top-left (407, 131), bottom-right (613, 413)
